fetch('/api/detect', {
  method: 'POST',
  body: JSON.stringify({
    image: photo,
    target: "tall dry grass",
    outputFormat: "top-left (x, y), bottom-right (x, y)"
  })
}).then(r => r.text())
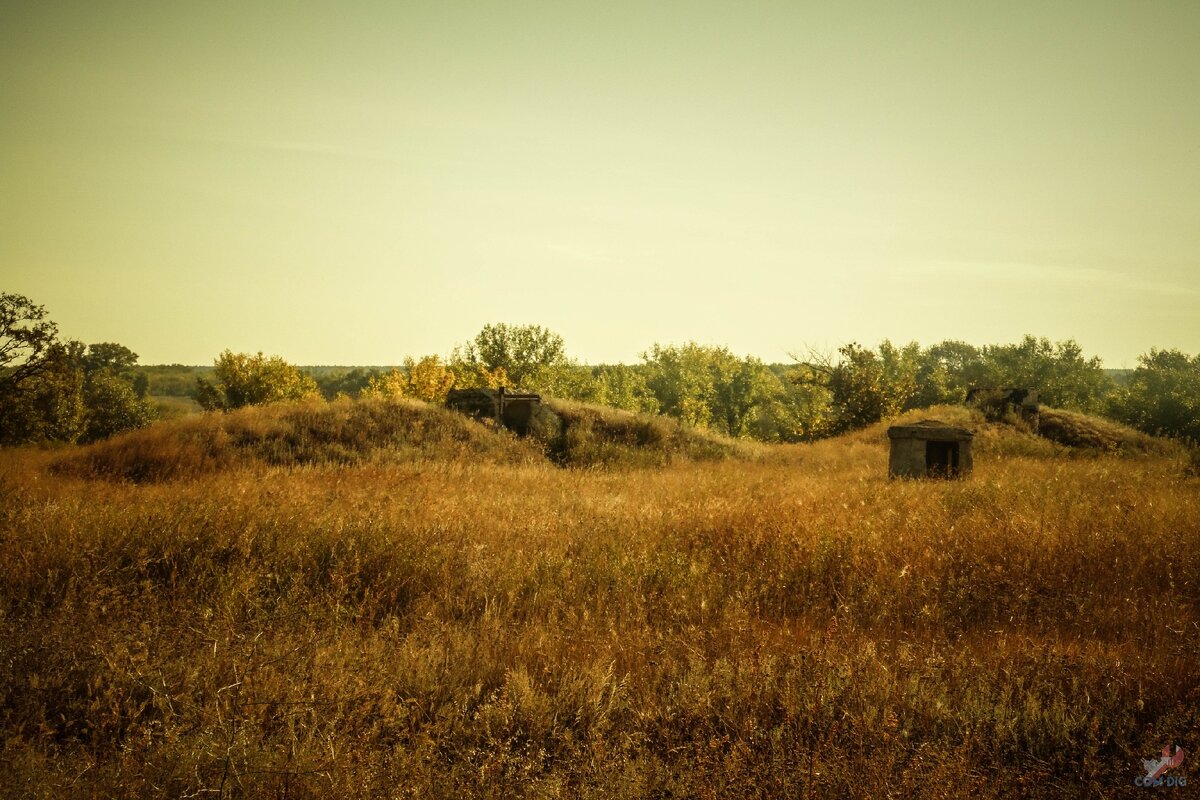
top-left (0, 403), bottom-right (1197, 797)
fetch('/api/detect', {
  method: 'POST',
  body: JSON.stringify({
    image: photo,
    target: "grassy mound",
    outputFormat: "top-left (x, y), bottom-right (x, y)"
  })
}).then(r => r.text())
top-left (53, 397), bottom-right (542, 482)
top-left (543, 399), bottom-right (762, 468)
top-left (51, 396), bottom-right (760, 481)
top-left (1037, 406), bottom-right (1172, 454)
top-left (833, 403), bottom-right (1178, 462)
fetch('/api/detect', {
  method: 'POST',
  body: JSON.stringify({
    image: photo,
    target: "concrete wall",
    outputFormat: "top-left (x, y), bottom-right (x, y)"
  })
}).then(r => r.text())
top-left (888, 437), bottom-right (928, 478)
top-left (888, 436), bottom-right (973, 479)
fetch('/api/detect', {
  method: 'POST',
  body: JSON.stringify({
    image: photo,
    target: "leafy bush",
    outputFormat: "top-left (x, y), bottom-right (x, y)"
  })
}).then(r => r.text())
top-left (194, 350), bottom-right (320, 410)
top-left (642, 343), bottom-right (783, 437)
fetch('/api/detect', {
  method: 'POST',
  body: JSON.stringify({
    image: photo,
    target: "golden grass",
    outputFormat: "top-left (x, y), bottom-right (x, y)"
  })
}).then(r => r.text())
top-left (1037, 407), bottom-right (1174, 454)
top-left (1, 402), bottom-right (1198, 797)
top-left (545, 399), bottom-right (763, 468)
top-left (51, 397), bottom-right (544, 482)
top-left (51, 396), bottom-right (761, 483)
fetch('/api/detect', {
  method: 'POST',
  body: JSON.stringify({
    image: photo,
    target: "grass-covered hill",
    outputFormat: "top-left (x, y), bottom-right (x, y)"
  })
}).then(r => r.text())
top-left (51, 395), bottom-right (761, 482)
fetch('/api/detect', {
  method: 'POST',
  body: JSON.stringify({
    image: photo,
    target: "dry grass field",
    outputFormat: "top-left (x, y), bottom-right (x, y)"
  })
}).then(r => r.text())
top-left (1, 400), bottom-right (1197, 797)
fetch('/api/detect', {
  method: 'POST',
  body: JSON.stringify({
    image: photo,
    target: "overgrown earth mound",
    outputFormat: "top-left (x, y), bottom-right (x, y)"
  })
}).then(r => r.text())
top-left (52, 397), bottom-right (543, 482)
top-left (52, 396), bottom-right (761, 481)
top-left (1036, 406), bottom-right (1171, 454)
top-left (826, 404), bottom-right (1183, 467)
top-left (543, 399), bottom-right (761, 468)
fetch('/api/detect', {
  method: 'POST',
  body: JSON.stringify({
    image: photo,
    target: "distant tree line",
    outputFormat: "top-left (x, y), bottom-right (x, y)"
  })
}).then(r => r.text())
top-left (292, 324), bottom-right (1200, 445)
top-left (3, 293), bottom-right (1198, 446)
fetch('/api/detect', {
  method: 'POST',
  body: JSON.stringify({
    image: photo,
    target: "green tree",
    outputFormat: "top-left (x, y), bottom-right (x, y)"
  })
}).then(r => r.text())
top-left (642, 343), bottom-right (720, 428)
top-left (758, 378), bottom-right (830, 442)
top-left (0, 341), bottom-right (85, 445)
top-left (455, 324), bottom-right (569, 389)
top-left (977, 336), bottom-right (1112, 411)
top-left (194, 351), bottom-right (320, 411)
top-left (879, 340), bottom-right (921, 410)
top-left (0, 292), bottom-right (59, 403)
top-left (792, 342), bottom-right (912, 434)
top-left (590, 364), bottom-right (659, 414)
top-left (642, 343), bottom-right (782, 436)
top-left (82, 368), bottom-right (154, 442)
top-left (1, 295), bottom-right (156, 444)
top-left (911, 340), bottom-right (985, 408)
top-left (82, 342), bottom-right (140, 378)
top-left (72, 342), bottom-right (156, 442)
top-left (1108, 349), bottom-right (1200, 442)
top-left (315, 368), bottom-right (383, 399)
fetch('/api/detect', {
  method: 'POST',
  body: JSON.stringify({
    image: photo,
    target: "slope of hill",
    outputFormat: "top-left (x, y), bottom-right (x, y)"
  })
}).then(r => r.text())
top-left (52, 397), bottom-right (544, 482)
top-left (52, 396), bottom-right (763, 482)
top-left (837, 404), bottom-right (1180, 459)
top-left (544, 398), bottom-right (762, 468)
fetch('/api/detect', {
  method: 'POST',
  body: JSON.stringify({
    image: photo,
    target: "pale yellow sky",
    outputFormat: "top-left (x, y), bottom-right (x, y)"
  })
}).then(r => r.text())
top-left (2, 1), bottom-right (1197, 366)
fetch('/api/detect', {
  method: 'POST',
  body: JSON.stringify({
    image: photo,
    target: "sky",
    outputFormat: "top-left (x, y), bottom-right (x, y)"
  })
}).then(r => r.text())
top-left (2, 1), bottom-right (1198, 367)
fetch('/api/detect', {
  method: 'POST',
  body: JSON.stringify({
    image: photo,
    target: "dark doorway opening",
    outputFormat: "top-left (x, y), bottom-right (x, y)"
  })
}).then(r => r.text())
top-left (925, 441), bottom-right (960, 477)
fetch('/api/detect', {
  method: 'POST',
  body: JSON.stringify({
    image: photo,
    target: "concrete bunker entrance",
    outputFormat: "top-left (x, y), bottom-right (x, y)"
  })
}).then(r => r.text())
top-left (886, 419), bottom-right (973, 479)
top-left (925, 440), bottom-right (960, 476)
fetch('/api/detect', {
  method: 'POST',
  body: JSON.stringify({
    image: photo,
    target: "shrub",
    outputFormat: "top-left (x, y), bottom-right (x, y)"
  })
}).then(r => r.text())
top-left (194, 350), bottom-right (320, 410)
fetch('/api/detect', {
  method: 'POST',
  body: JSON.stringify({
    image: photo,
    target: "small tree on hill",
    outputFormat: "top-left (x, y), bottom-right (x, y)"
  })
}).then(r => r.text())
top-left (455, 324), bottom-right (569, 389)
top-left (194, 351), bottom-right (319, 411)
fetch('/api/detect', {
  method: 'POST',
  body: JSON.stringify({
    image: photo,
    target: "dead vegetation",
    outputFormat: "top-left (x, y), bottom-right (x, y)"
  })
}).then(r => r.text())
top-left (50, 396), bottom-right (763, 482)
top-left (2, 400), bottom-right (1197, 797)
top-left (544, 398), bottom-right (762, 468)
top-left (1037, 406), bottom-right (1172, 454)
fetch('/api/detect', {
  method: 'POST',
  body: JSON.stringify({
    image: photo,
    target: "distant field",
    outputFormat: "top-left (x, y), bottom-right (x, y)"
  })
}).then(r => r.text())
top-left (1, 402), bottom-right (1196, 797)
top-left (149, 394), bottom-right (202, 418)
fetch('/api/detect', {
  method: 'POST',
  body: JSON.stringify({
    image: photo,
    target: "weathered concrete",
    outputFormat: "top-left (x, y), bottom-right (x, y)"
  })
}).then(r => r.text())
top-left (887, 419), bottom-right (974, 479)
top-left (445, 387), bottom-right (550, 437)
top-left (966, 387), bottom-right (1040, 424)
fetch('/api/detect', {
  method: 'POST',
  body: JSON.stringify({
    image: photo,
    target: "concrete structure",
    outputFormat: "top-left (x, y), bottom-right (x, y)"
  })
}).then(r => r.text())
top-left (966, 387), bottom-right (1040, 421)
top-left (445, 386), bottom-right (544, 436)
top-left (887, 419), bottom-right (974, 479)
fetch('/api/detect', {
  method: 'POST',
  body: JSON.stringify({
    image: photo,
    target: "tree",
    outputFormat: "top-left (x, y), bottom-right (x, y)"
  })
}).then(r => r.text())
top-left (82, 368), bottom-right (154, 442)
top-left (363, 356), bottom-right (460, 403)
top-left (194, 351), bottom-right (319, 411)
top-left (0, 341), bottom-right (85, 445)
top-left (82, 342), bottom-right (140, 378)
top-left (1108, 349), bottom-right (1200, 442)
top-left (315, 368), bottom-right (382, 399)
top-left (792, 342), bottom-right (913, 434)
top-left (590, 364), bottom-right (659, 414)
top-left (911, 340), bottom-right (985, 408)
top-left (977, 336), bottom-right (1112, 412)
top-left (0, 296), bottom-right (85, 445)
top-left (1, 295), bottom-right (155, 444)
top-left (642, 343), bottom-right (782, 436)
top-left (77, 342), bottom-right (155, 442)
top-left (878, 340), bottom-right (921, 410)
top-left (0, 292), bottom-right (59, 401)
top-left (642, 343), bottom-right (721, 428)
top-left (455, 324), bottom-right (569, 389)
